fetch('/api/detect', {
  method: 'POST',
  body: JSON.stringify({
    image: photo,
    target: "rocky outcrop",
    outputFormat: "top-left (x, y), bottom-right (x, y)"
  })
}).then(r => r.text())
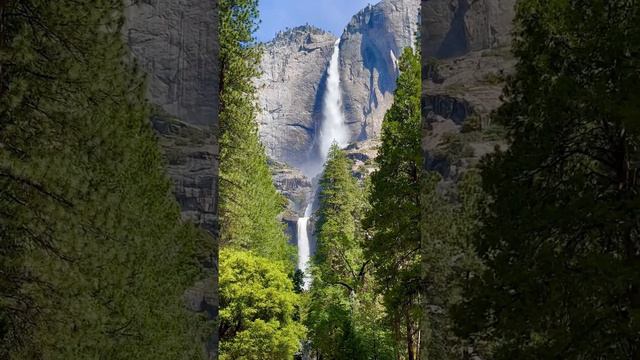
top-left (340, 0), bottom-right (421, 140)
top-left (270, 160), bottom-right (314, 216)
top-left (421, 0), bottom-right (517, 178)
top-left (345, 139), bottom-right (380, 180)
top-left (422, 50), bottom-right (515, 179)
top-left (123, 1), bottom-right (220, 358)
top-left (256, 26), bottom-right (337, 167)
top-left (150, 111), bottom-right (219, 231)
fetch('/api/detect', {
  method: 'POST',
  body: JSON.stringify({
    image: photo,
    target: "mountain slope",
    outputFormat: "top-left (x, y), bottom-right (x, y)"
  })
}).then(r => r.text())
top-left (257, 0), bottom-right (420, 168)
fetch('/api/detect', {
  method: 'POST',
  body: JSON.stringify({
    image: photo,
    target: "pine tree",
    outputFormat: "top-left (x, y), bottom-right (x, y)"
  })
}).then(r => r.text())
top-left (218, 0), bottom-right (292, 264)
top-left (314, 144), bottom-right (363, 289)
top-left (364, 47), bottom-right (422, 360)
top-left (307, 145), bottom-right (394, 360)
top-left (457, 1), bottom-right (640, 358)
top-left (0, 1), bottom-right (208, 358)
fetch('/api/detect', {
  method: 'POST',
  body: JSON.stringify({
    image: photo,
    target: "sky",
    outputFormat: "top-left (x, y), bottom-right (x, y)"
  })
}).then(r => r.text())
top-left (256, 0), bottom-right (374, 42)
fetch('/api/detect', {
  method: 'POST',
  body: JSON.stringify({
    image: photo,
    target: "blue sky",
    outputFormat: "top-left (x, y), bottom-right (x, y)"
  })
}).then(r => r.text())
top-left (256, 0), bottom-right (374, 42)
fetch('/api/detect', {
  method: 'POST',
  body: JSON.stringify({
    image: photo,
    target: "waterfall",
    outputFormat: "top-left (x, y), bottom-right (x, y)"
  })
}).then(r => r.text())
top-left (318, 38), bottom-right (349, 163)
top-left (296, 38), bottom-right (348, 290)
top-left (296, 203), bottom-right (313, 290)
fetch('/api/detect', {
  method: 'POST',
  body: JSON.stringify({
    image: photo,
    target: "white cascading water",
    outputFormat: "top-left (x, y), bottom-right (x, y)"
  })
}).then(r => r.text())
top-left (297, 38), bottom-right (349, 290)
top-left (317, 39), bottom-right (350, 163)
top-left (296, 203), bottom-right (313, 289)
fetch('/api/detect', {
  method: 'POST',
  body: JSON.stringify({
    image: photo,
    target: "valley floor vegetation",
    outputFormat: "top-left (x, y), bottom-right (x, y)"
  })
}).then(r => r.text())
top-left (1, 0), bottom-right (639, 359)
top-left (217, 0), bottom-right (640, 359)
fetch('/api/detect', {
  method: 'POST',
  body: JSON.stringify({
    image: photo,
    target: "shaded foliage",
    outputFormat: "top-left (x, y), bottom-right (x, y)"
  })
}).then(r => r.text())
top-left (364, 47), bottom-right (422, 360)
top-left (457, 1), bottom-right (640, 358)
top-left (0, 0), bottom-right (208, 358)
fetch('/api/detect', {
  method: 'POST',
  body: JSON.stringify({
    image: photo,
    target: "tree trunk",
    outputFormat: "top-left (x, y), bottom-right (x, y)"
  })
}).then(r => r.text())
top-left (406, 310), bottom-right (415, 360)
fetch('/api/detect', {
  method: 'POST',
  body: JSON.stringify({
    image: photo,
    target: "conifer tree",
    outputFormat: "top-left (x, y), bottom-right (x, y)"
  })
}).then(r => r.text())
top-left (457, 1), bottom-right (640, 358)
top-left (307, 145), bottom-right (394, 360)
top-left (218, 0), bottom-right (292, 264)
top-left (314, 144), bottom-right (363, 289)
top-left (0, 1), bottom-right (208, 358)
top-left (364, 47), bottom-right (422, 360)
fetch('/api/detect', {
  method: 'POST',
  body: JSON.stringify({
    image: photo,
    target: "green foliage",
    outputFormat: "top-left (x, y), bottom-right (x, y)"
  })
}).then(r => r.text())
top-left (364, 47), bottom-right (423, 358)
top-left (435, 133), bottom-right (476, 163)
top-left (457, 1), bottom-right (640, 359)
top-left (218, 0), bottom-right (292, 264)
top-left (219, 249), bottom-right (305, 360)
top-left (306, 285), bottom-right (360, 360)
top-left (315, 145), bottom-right (362, 287)
top-left (0, 1), bottom-right (207, 358)
top-left (307, 146), bottom-right (394, 360)
top-left (420, 171), bottom-right (487, 359)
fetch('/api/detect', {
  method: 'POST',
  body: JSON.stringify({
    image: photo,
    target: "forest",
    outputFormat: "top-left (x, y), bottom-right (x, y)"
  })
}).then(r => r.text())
top-left (1, 0), bottom-right (639, 359)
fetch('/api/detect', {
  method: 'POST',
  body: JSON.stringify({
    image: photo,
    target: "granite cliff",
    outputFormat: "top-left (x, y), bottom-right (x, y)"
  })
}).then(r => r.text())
top-left (421, 0), bottom-right (517, 179)
top-left (340, 0), bottom-right (421, 140)
top-left (256, 25), bottom-right (337, 167)
top-left (124, 0), bottom-right (220, 234)
top-left (257, 0), bottom-right (420, 170)
top-left (258, 0), bottom-right (518, 227)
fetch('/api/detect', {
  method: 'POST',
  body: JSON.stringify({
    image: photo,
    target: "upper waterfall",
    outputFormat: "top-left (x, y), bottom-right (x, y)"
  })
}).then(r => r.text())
top-left (317, 38), bottom-right (349, 163)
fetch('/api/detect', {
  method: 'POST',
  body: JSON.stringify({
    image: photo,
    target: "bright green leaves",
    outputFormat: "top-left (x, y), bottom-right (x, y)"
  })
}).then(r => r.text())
top-left (219, 249), bottom-right (304, 360)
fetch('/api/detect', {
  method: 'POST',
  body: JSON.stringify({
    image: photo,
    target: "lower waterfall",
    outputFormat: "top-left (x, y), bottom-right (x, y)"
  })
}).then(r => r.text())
top-left (296, 203), bottom-right (313, 290)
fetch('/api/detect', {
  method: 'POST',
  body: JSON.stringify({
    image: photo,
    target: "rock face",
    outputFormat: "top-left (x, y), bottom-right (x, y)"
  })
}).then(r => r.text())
top-left (123, 1), bottom-right (220, 359)
top-left (256, 26), bottom-right (337, 167)
top-left (123, 0), bottom-right (220, 234)
top-left (345, 139), bottom-right (380, 181)
top-left (421, 0), bottom-right (518, 181)
top-left (123, 0), bottom-right (220, 129)
top-left (422, 48), bottom-right (515, 178)
top-left (270, 160), bottom-right (314, 216)
top-left (422, 0), bottom-right (517, 59)
top-left (257, 0), bottom-right (420, 167)
top-left (340, 0), bottom-right (421, 140)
